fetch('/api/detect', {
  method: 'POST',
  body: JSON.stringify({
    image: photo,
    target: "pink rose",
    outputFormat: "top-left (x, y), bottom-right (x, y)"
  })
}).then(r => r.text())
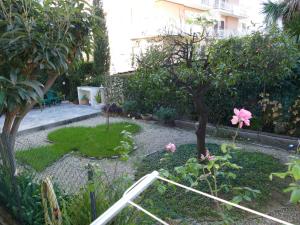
top-left (165, 143), bottom-right (176, 153)
top-left (231, 108), bottom-right (252, 128)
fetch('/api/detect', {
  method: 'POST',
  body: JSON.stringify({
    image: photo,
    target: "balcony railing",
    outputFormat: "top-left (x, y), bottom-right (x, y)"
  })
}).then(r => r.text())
top-left (164, 0), bottom-right (212, 10)
top-left (212, 29), bottom-right (248, 38)
top-left (213, 1), bottom-right (247, 18)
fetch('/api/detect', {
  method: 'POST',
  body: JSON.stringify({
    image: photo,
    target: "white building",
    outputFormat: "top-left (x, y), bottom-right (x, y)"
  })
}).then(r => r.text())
top-left (99, 0), bottom-right (265, 74)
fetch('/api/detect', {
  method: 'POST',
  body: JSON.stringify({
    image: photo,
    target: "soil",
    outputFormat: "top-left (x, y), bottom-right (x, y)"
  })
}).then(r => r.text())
top-left (0, 207), bottom-right (19, 225)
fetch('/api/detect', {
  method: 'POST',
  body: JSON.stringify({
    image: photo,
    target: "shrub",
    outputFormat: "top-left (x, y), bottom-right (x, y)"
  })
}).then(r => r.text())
top-left (124, 57), bottom-right (189, 115)
top-left (52, 62), bottom-right (103, 102)
top-left (103, 103), bottom-right (123, 114)
top-left (0, 168), bottom-right (44, 225)
top-left (94, 91), bottom-right (102, 104)
top-left (155, 107), bottom-right (177, 123)
top-left (63, 169), bottom-right (150, 225)
top-left (258, 93), bottom-right (284, 133)
top-left (123, 100), bottom-right (139, 115)
top-left (125, 29), bottom-right (299, 138)
top-left (205, 87), bottom-right (237, 126)
top-left (271, 156), bottom-right (300, 204)
top-left (288, 96), bottom-right (300, 136)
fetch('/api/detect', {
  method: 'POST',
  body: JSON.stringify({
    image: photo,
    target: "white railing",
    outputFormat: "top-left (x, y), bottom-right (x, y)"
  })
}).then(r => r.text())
top-left (214, 1), bottom-right (247, 18)
top-left (90, 171), bottom-right (294, 225)
top-left (164, 0), bottom-right (212, 10)
top-left (212, 29), bottom-right (248, 38)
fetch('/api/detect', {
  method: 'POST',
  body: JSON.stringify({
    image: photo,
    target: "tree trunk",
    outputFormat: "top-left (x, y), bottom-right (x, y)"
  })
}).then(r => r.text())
top-left (106, 106), bottom-right (110, 131)
top-left (0, 130), bottom-right (22, 221)
top-left (0, 74), bottom-right (58, 175)
top-left (193, 93), bottom-right (209, 159)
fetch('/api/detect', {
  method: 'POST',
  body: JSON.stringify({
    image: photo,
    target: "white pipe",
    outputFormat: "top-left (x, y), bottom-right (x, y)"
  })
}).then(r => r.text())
top-left (128, 201), bottom-right (169, 225)
top-left (157, 176), bottom-right (294, 225)
top-left (90, 171), bottom-right (159, 225)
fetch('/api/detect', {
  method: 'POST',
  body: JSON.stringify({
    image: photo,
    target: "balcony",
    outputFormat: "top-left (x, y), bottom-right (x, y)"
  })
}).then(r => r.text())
top-left (163, 0), bottom-right (212, 10)
top-left (213, 1), bottom-right (247, 18)
top-left (212, 29), bottom-right (248, 38)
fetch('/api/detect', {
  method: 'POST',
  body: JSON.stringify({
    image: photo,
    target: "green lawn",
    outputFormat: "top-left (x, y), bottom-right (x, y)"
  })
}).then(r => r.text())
top-left (16, 122), bottom-right (141, 172)
top-left (136, 144), bottom-right (289, 222)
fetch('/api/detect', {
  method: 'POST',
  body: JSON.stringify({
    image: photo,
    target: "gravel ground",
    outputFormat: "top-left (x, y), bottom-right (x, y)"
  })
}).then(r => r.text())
top-left (15, 116), bottom-right (300, 224)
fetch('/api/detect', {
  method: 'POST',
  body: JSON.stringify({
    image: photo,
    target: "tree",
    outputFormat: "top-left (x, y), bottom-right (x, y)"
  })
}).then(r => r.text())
top-left (263, 0), bottom-right (300, 41)
top-left (133, 19), bottom-right (228, 158)
top-left (93, 0), bottom-right (110, 82)
top-left (158, 20), bottom-right (235, 158)
top-left (134, 20), bottom-right (298, 159)
top-left (0, 0), bottom-right (100, 177)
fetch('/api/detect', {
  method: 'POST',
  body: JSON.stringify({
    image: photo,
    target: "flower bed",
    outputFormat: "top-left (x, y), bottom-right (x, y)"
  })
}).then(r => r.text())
top-left (136, 144), bottom-right (289, 222)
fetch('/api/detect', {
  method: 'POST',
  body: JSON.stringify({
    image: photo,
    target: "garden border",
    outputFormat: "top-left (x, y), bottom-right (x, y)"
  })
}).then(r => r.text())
top-left (14, 112), bottom-right (102, 136)
top-left (174, 120), bottom-right (299, 151)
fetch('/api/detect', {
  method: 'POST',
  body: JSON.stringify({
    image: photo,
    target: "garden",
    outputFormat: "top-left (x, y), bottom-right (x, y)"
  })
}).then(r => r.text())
top-left (0, 0), bottom-right (300, 225)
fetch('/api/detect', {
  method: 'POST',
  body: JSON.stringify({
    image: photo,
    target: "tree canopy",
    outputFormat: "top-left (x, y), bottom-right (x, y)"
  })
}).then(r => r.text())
top-left (0, 0), bottom-right (100, 175)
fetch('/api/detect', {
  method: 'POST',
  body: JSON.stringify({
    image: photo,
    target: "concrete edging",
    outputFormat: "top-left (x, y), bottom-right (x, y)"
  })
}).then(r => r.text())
top-left (16, 112), bottom-right (101, 136)
top-left (174, 120), bottom-right (299, 151)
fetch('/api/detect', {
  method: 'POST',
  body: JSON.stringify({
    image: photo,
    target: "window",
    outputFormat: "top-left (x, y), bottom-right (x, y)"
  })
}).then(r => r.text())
top-left (214, 20), bottom-right (225, 31)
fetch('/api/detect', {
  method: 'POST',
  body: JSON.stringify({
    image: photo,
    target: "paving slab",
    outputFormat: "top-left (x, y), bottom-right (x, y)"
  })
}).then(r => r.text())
top-left (0, 103), bottom-right (100, 135)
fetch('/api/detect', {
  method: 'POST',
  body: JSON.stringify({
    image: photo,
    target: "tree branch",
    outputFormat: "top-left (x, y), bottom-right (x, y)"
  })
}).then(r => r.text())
top-left (9, 74), bottom-right (59, 144)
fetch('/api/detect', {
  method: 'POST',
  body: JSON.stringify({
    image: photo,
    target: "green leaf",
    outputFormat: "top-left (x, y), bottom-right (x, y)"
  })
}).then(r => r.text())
top-left (292, 165), bottom-right (300, 180)
top-left (221, 144), bottom-right (228, 153)
top-left (232, 195), bottom-right (243, 204)
top-left (243, 195), bottom-right (252, 202)
top-left (290, 189), bottom-right (300, 204)
top-left (270, 172), bottom-right (288, 180)
top-left (157, 184), bottom-right (167, 195)
top-left (20, 81), bottom-right (44, 98)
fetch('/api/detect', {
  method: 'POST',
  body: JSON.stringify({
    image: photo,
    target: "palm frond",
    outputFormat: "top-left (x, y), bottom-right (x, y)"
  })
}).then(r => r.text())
top-left (262, 0), bottom-right (287, 24)
top-left (283, 0), bottom-right (300, 20)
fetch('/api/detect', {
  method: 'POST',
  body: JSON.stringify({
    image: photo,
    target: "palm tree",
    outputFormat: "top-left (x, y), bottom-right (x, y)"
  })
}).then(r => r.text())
top-left (263, 0), bottom-right (300, 41)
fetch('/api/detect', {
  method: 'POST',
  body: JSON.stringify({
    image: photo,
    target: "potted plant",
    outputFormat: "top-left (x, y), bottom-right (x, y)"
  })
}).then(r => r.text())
top-left (141, 113), bottom-right (152, 121)
top-left (94, 91), bottom-right (103, 109)
top-left (80, 94), bottom-right (89, 105)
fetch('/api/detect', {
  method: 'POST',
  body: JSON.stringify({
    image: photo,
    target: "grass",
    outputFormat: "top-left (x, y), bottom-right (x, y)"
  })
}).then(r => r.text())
top-left (136, 144), bottom-right (289, 222)
top-left (16, 122), bottom-right (141, 172)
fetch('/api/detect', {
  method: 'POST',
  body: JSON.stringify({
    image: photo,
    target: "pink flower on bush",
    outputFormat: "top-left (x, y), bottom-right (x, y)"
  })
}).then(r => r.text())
top-left (200, 149), bottom-right (215, 161)
top-left (231, 108), bottom-right (252, 128)
top-left (165, 143), bottom-right (176, 153)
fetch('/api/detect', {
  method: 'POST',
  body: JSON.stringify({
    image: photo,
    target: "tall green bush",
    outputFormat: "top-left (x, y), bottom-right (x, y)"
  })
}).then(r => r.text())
top-left (63, 169), bottom-right (150, 225)
top-left (93, 0), bottom-right (110, 80)
top-left (124, 29), bottom-right (300, 137)
top-left (0, 168), bottom-right (44, 225)
top-left (206, 29), bottom-right (299, 130)
top-left (125, 47), bottom-right (189, 115)
top-left (53, 62), bottom-right (97, 101)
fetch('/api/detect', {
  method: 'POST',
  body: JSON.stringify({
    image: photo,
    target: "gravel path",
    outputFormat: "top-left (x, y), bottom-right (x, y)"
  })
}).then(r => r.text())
top-left (15, 116), bottom-right (300, 224)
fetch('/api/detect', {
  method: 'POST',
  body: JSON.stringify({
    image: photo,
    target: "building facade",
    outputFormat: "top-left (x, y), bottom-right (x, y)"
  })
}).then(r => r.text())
top-left (101, 0), bottom-right (263, 74)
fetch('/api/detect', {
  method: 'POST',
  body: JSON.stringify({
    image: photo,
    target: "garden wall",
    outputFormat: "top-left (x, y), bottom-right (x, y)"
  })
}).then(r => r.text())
top-left (175, 120), bottom-right (299, 151)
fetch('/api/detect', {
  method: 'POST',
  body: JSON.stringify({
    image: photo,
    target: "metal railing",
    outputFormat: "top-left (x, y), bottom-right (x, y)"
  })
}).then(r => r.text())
top-left (214, 0), bottom-right (247, 18)
top-left (164, 0), bottom-right (212, 10)
top-left (90, 171), bottom-right (294, 225)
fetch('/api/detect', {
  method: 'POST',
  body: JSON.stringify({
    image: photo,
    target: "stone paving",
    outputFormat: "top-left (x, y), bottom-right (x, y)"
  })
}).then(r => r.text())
top-left (0, 103), bottom-right (99, 132)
